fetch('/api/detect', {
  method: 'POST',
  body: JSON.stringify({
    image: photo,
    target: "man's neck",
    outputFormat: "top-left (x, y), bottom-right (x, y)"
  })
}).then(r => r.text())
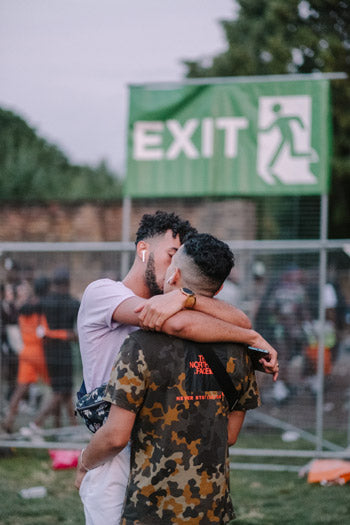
top-left (122, 265), bottom-right (151, 299)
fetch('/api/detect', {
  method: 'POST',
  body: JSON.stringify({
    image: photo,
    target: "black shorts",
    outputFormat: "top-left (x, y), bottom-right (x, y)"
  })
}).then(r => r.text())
top-left (44, 340), bottom-right (73, 394)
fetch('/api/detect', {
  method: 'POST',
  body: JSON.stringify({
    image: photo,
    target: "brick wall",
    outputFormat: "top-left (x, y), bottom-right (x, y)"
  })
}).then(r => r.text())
top-left (0, 199), bottom-right (257, 298)
top-left (0, 199), bottom-right (257, 242)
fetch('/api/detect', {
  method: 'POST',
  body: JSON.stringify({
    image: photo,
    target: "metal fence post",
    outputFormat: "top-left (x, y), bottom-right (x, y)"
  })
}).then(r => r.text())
top-left (315, 194), bottom-right (328, 452)
top-left (121, 196), bottom-right (132, 278)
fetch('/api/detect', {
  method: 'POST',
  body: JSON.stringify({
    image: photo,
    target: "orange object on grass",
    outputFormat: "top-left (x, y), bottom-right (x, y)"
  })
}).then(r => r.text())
top-left (307, 459), bottom-right (350, 484)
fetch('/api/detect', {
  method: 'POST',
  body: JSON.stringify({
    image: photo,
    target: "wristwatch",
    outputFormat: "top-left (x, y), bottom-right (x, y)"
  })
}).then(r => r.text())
top-left (180, 287), bottom-right (196, 308)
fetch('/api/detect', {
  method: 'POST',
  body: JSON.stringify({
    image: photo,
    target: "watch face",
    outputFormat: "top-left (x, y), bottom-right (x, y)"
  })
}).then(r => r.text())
top-left (182, 287), bottom-right (194, 295)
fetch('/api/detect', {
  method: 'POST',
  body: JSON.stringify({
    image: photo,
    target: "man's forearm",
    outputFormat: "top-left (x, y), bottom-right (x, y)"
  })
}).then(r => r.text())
top-left (79, 423), bottom-right (125, 471)
top-left (228, 411), bottom-right (245, 446)
top-left (194, 295), bottom-right (251, 329)
top-left (131, 290), bottom-right (252, 332)
top-left (164, 310), bottom-right (260, 345)
top-left (75, 426), bottom-right (124, 489)
top-left (163, 310), bottom-right (278, 378)
top-left (75, 405), bottom-right (135, 489)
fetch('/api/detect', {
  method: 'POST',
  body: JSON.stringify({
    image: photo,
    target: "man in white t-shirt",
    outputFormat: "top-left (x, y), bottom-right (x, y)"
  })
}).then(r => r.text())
top-left (77, 210), bottom-right (279, 525)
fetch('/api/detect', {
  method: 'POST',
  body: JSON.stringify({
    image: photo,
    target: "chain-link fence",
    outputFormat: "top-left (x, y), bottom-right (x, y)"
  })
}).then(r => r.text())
top-left (225, 240), bottom-right (350, 466)
top-left (0, 239), bottom-right (349, 463)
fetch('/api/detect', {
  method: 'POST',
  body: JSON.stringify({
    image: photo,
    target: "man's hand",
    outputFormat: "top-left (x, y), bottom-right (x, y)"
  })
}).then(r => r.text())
top-left (74, 452), bottom-right (88, 490)
top-left (252, 338), bottom-right (279, 381)
top-left (66, 330), bottom-right (78, 341)
top-left (135, 289), bottom-right (188, 331)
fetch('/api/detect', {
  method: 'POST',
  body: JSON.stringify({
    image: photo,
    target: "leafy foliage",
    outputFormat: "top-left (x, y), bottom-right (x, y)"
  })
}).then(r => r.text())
top-left (0, 108), bottom-right (123, 201)
top-left (184, 0), bottom-right (350, 238)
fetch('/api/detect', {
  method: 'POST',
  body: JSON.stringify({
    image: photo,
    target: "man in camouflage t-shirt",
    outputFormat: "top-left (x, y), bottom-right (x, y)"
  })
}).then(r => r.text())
top-left (106, 332), bottom-right (259, 524)
top-left (76, 234), bottom-right (261, 524)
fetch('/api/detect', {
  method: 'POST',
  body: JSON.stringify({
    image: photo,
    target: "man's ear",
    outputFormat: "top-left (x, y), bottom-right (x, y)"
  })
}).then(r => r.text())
top-left (213, 284), bottom-right (223, 296)
top-left (167, 267), bottom-right (181, 286)
top-left (136, 241), bottom-right (149, 262)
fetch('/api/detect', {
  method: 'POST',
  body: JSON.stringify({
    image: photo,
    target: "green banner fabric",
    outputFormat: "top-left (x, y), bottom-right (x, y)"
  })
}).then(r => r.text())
top-left (125, 78), bottom-right (331, 197)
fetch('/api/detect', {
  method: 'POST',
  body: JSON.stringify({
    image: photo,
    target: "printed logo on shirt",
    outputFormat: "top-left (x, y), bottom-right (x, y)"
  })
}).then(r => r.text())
top-left (188, 354), bottom-right (213, 375)
top-left (185, 343), bottom-right (224, 393)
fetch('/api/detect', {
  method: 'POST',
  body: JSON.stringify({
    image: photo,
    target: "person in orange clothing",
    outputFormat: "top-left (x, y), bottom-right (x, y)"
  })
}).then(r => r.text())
top-left (1, 277), bottom-right (72, 434)
top-left (32, 269), bottom-right (80, 431)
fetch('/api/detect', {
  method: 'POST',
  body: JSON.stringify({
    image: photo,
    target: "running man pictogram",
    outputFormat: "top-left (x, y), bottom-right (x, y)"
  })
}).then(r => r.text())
top-left (260, 103), bottom-right (318, 178)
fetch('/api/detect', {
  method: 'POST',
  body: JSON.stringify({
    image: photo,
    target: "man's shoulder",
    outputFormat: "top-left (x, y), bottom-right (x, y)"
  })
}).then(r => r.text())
top-left (65, 294), bottom-right (80, 311)
top-left (82, 279), bottom-right (131, 301)
top-left (128, 329), bottom-right (175, 347)
top-left (194, 340), bottom-right (248, 355)
top-left (225, 341), bottom-right (249, 356)
top-left (125, 334), bottom-right (247, 358)
top-left (123, 330), bottom-right (181, 364)
top-left (43, 292), bottom-right (79, 307)
top-left (84, 278), bottom-right (121, 292)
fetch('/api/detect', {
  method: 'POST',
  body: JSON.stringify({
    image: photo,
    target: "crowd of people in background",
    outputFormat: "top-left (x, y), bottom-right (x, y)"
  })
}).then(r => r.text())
top-left (1, 256), bottom-right (349, 437)
top-left (230, 262), bottom-right (350, 404)
top-left (0, 264), bottom-right (80, 435)
top-left (206, 258), bottom-right (350, 404)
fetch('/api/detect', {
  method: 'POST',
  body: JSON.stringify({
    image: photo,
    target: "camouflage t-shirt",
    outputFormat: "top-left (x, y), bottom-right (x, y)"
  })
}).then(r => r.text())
top-left (104, 330), bottom-right (260, 525)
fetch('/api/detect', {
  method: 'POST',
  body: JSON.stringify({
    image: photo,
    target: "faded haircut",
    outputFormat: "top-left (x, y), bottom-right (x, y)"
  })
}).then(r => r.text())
top-left (180, 233), bottom-right (234, 296)
top-left (135, 210), bottom-right (197, 245)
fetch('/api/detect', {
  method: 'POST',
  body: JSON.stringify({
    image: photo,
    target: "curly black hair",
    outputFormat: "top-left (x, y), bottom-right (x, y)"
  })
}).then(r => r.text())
top-left (183, 233), bottom-right (234, 291)
top-left (135, 210), bottom-right (197, 245)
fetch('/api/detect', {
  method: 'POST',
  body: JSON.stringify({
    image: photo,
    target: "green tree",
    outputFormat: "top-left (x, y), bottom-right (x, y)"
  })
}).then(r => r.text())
top-left (184, 0), bottom-right (350, 238)
top-left (0, 108), bottom-right (123, 201)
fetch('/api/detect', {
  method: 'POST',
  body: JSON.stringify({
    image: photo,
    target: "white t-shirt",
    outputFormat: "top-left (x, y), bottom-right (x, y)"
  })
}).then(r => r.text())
top-left (77, 279), bottom-right (137, 392)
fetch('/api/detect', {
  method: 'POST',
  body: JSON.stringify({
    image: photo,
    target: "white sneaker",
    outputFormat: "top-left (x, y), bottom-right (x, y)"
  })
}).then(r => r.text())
top-left (19, 422), bottom-right (43, 438)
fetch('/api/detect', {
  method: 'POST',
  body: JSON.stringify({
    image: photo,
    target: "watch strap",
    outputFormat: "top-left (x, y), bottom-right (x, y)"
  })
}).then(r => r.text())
top-left (180, 287), bottom-right (196, 308)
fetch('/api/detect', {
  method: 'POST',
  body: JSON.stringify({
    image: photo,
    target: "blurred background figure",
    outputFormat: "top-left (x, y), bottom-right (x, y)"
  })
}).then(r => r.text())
top-left (1, 277), bottom-right (51, 434)
top-left (28, 268), bottom-right (80, 432)
top-left (303, 270), bottom-right (348, 393)
top-left (216, 267), bottom-right (241, 307)
top-left (270, 265), bottom-right (311, 402)
top-left (263, 265), bottom-right (311, 403)
top-left (0, 282), bottom-right (20, 405)
top-left (251, 260), bottom-right (267, 324)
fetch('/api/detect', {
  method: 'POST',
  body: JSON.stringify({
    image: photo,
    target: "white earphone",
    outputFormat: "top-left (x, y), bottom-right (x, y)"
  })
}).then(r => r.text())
top-left (167, 272), bottom-right (176, 284)
top-left (141, 249), bottom-right (146, 263)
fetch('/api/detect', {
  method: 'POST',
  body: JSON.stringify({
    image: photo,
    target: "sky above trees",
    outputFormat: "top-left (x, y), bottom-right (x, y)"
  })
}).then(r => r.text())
top-left (0, 0), bottom-right (234, 173)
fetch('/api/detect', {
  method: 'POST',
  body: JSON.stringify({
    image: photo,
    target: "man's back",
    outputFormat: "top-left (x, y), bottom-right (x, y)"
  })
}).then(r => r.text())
top-left (41, 292), bottom-right (79, 330)
top-left (105, 330), bottom-right (260, 525)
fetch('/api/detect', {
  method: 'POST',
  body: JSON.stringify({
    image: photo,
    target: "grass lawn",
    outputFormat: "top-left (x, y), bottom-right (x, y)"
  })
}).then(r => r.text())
top-left (230, 469), bottom-right (349, 524)
top-left (0, 449), bottom-right (84, 525)
top-left (0, 441), bottom-right (349, 525)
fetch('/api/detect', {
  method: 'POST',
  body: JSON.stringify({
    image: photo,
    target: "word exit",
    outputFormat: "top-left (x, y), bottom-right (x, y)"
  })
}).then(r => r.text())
top-left (133, 117), bottom-right (249, 160)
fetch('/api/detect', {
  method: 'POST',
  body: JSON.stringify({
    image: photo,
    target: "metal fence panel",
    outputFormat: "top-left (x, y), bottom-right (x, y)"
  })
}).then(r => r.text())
top-left (0, 241), bottom-right (349, 458)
